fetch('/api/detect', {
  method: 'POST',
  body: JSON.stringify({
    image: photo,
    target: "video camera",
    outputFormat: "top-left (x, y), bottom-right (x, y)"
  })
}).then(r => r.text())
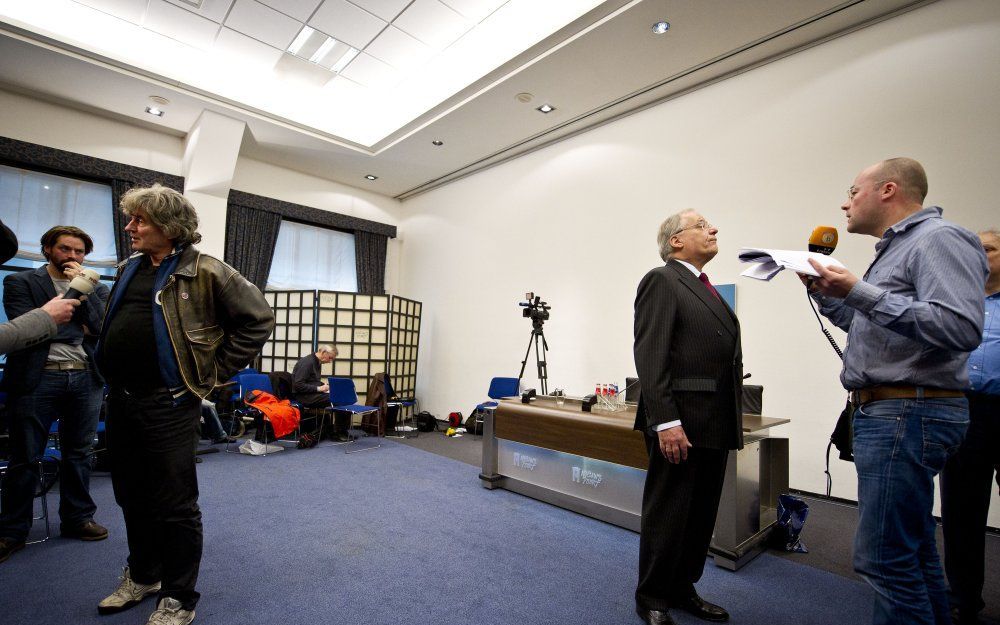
top-left (519, 292), bottom-right (551, 330)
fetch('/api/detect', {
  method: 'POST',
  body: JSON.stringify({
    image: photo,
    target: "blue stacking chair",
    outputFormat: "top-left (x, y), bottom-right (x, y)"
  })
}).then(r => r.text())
top-left (226, 373), bottom-right (296, 455)
top-left (384, 374), bottom-right (417, 439)
top-left (473, 377), bottom-right (520, 437)
top-left (324, 377), bottom-right (381, 453)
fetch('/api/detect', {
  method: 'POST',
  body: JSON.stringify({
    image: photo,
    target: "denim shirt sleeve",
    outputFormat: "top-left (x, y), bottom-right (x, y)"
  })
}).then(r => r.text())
top-left (843, 228), bottom-right (986, 352)
top-left (814, 292), bottom-right (855, 332)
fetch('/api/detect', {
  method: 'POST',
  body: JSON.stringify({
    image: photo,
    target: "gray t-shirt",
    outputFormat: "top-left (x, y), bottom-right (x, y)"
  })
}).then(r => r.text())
top-left (47, 276), bottom-right (88, 364)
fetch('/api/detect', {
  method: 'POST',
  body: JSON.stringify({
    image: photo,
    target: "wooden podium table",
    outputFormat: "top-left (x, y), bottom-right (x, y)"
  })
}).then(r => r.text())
top-left (479, 396), bottom-right (789, 570)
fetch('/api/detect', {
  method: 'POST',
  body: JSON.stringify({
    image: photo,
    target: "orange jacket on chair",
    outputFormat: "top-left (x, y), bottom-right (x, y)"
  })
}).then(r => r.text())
top-left (244, 390), bottom-right (301, 439)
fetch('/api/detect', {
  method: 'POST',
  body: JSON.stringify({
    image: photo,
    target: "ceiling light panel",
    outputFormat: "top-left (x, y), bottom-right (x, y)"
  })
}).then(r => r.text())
top-left (72, 0), bottom-right (146, 21)
top-left (349, 0), bottom-right (410, 22)
top-left (365, 26), bottom-right (433, 71)
top-left (163, 0), bottom-right (235, 22)
top-left (339, 51), bottom-right (398, 88)
top-left (288, 26), bottom-right (326, 57)
top-left (308, 0), bottom-right (387, 50)
top-left (440, 0), bottom-right (506, 22)
top-left (145, 0), bottom-right (220, 50)
top-left (214, 27), bottom-right (284, 70)
top-left (255, 0), bottom-right (322, 21)
top-left (224, 0), bottom-right (302, 49)
top-left (393, 0), bottom-right (471, 50)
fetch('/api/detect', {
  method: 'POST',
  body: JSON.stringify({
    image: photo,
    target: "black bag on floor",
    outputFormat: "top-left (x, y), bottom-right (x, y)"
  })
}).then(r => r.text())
top-left (465, 413), bottom-right (483, 435)
top-left (415, 411), bottom-right (437, 432)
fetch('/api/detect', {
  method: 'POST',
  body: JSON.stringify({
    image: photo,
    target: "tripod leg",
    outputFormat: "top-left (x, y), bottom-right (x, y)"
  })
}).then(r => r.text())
top-left (518, 331), bottom-right (534, 383)
top-left (535, 331), bottom-right (548, 395)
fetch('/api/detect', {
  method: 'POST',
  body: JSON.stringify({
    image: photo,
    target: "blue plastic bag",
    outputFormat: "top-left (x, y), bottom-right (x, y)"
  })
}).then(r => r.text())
top-left (770, 494), bottom-right (809, 553)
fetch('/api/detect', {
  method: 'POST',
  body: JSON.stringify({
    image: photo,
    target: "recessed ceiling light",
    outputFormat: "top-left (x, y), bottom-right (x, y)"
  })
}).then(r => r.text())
top-left (536, 104), bottom-right (555, 114)
top-left (365, 174), bottom-right (378, 180)
top-left (652, 21), bottom-right (670, 34)
top-left (432, 140), bottom-right (443, 146)
top-left (287, 26), bottom-right (358, 73)
top-left (145, 106), bottom-right (164, 117)
top-left (42, 185), bottom-right (50, 190)
top-left (288, 26), bottom-right (315, 56)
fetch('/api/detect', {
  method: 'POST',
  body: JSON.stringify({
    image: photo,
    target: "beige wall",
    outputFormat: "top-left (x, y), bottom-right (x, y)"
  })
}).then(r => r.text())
top-left (398, 0), bottom-right (1000, 523)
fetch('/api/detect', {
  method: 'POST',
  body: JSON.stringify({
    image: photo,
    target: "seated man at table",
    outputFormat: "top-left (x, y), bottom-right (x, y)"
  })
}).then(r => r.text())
top-left (292, 345), bottom-right (347, 440)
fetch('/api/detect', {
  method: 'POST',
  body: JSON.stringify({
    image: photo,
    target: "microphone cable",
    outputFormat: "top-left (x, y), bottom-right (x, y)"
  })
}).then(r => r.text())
top-left (807, 290), bottom-right (844, 360)
top-left (806, 289), bottom-right (844, 496)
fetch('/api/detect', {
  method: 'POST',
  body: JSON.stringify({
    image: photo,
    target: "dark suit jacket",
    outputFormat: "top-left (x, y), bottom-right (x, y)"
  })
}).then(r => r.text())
top-left (633, 259), bottom-right (743, 450)
top-left (1, 265), bottom-right (109, 394)
top-left (292, 353), bottom-right (327, 407)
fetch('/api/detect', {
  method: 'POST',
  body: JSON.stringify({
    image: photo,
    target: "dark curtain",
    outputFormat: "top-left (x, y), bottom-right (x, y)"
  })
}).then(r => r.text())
top-left (110, 179), bottom-right (135, 262)
top-left (355, 230), bottom-right (387, 295)
top-left (224, 203), bottom-right (282, 291)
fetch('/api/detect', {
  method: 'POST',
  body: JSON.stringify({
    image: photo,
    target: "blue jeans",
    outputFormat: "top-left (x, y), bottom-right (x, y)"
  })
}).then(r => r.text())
top-left (852, 397), bottom-right (968, 625)
top-left (0, 370), bottom-right (104, 540)
top-left (199, 400), bottom-right (226, 441)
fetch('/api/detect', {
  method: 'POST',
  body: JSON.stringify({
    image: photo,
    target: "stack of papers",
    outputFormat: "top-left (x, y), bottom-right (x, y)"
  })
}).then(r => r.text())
top-left (738, 248), bottom-right (845, 281)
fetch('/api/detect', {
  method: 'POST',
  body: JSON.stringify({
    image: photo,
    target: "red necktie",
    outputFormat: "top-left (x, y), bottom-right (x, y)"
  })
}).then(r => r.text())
top-left (699, 272), bottom-right (721, 301)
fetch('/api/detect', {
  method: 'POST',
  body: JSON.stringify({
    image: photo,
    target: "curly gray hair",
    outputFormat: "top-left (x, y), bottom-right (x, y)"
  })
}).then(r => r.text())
top-left (119, 184), bottom-right (202, 246)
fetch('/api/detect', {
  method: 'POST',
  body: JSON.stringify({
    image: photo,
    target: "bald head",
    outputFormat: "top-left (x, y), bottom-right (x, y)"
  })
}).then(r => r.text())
top-left (875, 157), bottom-right (928, 204)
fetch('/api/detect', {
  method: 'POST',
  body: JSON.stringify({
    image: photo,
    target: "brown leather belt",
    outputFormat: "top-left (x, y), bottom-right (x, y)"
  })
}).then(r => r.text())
top-left (850, 385), bottom-right (964, 406)
top-left (42, 361), bottom-right (88, 371)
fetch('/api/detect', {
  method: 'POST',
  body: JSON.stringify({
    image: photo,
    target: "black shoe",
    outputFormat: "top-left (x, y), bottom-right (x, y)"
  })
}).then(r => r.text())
top-left (0, 537), bottom-right (25, 564)
top-left (60, 520), bottom-right (109, 541)
top-left (674, 594), bottom-right (729, 622)
top-left (211, 435), bottom-right (237, 444)
top-left (636, 606), bottom-right (677, 625)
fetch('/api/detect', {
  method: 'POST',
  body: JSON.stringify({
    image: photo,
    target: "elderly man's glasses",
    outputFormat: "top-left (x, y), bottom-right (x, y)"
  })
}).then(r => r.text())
top-left (673, 220), bottom-right (713, 235)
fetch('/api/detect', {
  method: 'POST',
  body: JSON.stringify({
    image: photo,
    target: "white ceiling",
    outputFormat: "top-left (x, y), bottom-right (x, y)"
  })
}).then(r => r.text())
top-left (0, 0), bottom-right (932, 199)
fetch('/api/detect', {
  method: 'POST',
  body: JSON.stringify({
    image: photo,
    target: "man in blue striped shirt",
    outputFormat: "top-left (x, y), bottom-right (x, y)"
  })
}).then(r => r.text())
top-left (941, 228), bottom-right (1000, 625)
top-left (806, 158), bottom-right (987, 625)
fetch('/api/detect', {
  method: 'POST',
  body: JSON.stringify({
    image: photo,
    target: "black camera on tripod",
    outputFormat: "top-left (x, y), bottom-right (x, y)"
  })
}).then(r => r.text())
top-left (517, 292), bottom-right (551, 395)
top-left (519, 292), bottom-right (551, 328)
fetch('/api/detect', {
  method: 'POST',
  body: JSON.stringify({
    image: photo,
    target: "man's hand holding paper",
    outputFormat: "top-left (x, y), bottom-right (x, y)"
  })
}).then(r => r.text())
top-left (804, 258), bottom-right (859, 298)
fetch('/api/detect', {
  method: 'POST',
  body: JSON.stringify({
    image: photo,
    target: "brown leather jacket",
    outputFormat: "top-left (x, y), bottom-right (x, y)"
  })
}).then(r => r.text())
top-left (100, 245), bottom-right (274, 399)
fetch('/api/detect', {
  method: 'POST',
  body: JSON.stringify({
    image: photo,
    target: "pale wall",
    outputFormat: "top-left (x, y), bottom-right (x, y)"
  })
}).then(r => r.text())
top-left (397, 0), bottom-right (1000, 524)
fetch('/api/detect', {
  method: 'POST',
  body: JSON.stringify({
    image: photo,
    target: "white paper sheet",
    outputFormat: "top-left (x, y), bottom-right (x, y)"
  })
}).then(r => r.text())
top-left (738, 247), bottom-right (845, 281)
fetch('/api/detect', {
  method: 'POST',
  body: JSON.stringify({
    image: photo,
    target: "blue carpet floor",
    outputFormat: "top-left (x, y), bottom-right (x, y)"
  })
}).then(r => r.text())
top-left (0, 440), bottom-right (872, 625)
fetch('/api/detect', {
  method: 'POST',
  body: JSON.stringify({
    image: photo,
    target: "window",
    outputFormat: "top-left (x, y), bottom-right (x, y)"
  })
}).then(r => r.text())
top-left (266, 220), bottom-right (357, 292)
top-left (0, 164), bottom-right (117, 266)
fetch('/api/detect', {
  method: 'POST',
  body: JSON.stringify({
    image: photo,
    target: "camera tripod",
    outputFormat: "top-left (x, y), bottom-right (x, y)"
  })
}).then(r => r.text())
top-left (517, 323), bottom-right (549, 396)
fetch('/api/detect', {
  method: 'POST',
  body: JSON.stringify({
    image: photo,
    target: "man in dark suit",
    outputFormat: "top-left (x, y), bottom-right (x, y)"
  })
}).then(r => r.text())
top-left (0, 225), bottom-right (110, 563)
top-left (633, 210), bottom-right (743, 625)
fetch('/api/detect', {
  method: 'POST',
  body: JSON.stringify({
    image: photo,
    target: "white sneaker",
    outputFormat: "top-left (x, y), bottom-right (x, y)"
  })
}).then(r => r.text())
top-left (98, 566), bottom-right (161, 614)
top-left (146, 597), bottom-right (195, 625)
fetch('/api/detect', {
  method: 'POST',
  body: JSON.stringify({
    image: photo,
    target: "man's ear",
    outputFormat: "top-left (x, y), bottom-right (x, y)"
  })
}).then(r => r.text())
top-left (880, 181), bottom-right (898, 201)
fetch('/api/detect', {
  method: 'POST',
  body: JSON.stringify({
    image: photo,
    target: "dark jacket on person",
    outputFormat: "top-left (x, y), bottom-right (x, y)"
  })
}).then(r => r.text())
top-left (97, 245), bottom-right (274, 399)
top-left (2, 265), bottom-right (109, 394)
top-left (633, 259), bottom-right (743, 450)
top-left (292, 353), bottom-right (328, 407)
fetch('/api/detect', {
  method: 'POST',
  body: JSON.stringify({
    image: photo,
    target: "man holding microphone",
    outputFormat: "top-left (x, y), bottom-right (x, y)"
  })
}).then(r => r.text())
top-left (805, 158), bottom-right (986, 625)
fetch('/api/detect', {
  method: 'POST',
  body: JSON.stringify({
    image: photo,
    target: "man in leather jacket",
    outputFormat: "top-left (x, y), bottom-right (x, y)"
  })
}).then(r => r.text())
top-left (95, 184), bottom-right (273, 625)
